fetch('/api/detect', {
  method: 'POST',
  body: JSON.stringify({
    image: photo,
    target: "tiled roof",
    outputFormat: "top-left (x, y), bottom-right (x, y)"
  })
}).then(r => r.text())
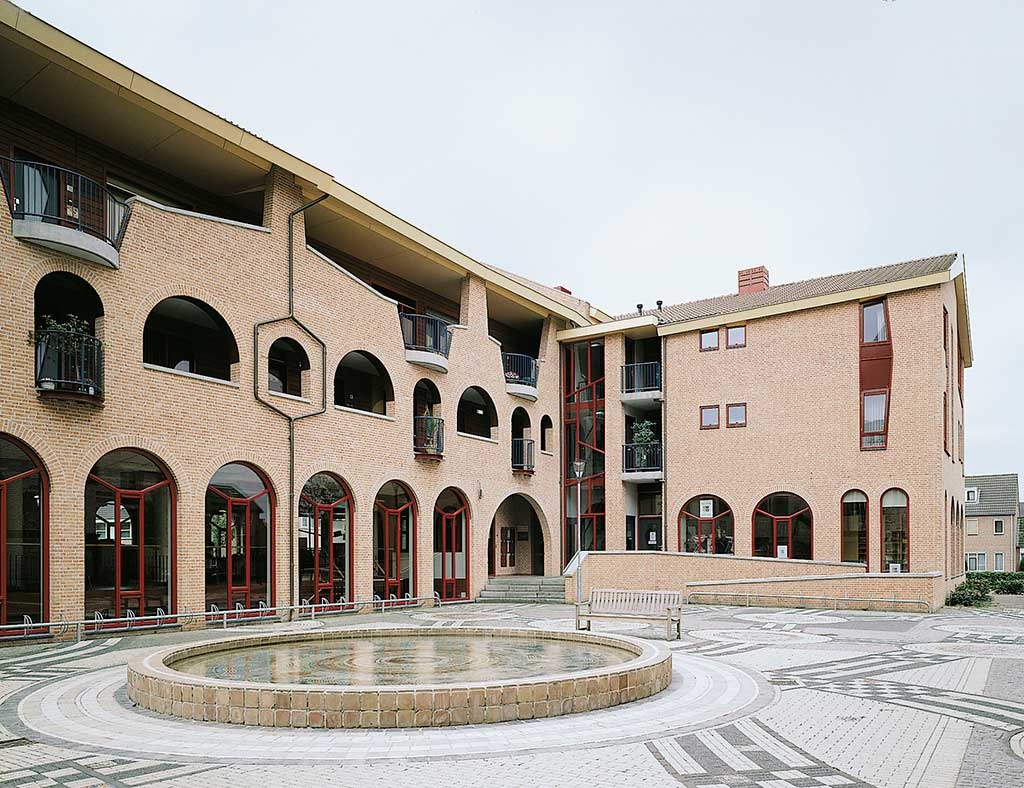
top-left (615, 254), bottom-right (958, 324)
top-left (965, 474), bottom-right (1020, 517)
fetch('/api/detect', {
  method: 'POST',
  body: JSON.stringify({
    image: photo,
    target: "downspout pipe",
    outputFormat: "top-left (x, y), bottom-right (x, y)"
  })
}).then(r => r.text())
top-left (253, 191), bottom-right (329, 617)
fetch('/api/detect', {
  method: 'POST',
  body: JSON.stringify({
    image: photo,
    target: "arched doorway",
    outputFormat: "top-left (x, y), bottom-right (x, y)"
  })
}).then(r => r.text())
top-left (298, 473), bottom-right (352, 606)
top-left (0, 434), bottom-right (47, 625)
top-left (373, 481), bottom-right (415, 601)
top-left (488, 494), bottom-right (544, 577)
top-left (433, 487), bottom-right (469, 601)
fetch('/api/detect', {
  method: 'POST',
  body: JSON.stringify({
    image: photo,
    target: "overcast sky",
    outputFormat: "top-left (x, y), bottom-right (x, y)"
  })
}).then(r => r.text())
top-left (20, 0), bottom-right (1023, 478)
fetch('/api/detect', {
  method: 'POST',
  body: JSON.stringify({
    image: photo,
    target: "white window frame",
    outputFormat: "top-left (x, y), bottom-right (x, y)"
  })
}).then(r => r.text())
top-left (965, 552), bottom-right (986, 571)
top-left (965, 487), bottom-right (978, 503)
top-left (966, 518), bottom-right (979, 536)
top-left (995, 552), bottom-right (1004, 571)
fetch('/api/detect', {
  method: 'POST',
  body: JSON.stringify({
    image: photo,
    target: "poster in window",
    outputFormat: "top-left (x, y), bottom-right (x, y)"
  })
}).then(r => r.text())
top-left (776, 545), bottom-right (788, 559)
top-left (699, 499), bottom-right (714, 518)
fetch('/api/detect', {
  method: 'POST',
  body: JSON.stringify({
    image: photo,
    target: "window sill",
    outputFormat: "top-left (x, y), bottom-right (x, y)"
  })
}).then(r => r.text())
top-left (268, 390), bottom-right (311, 404)
top-left (699, 425), bottom-right (719, 430)
top-left (456, 431), bottom-right (498, 445)
top-left (142, 363), bottom-right (239, 388)
top-left (334, 405), bottom-right (395, 422)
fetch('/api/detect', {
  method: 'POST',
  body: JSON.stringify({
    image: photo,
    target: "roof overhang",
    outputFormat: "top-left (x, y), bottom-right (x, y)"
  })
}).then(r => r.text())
top-left (0, 0), bottom-right (593, 328)
top-left (556, 314), bottom-right (659, 342)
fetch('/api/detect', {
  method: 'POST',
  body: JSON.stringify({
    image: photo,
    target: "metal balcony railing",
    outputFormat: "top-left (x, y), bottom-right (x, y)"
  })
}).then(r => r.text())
top-left (623, 441), bottom-right (662, 472)
top-left (34, 330), bottom-right (104, 399)
top-left (502, 353), bottom-right (539, 387)
top-left (413, 415), bottom-right (444, 455)
top-left (512, 437), bottom-right (535, 471)
top-left (0, 157), bottom-right (130, 248)
top-left (399, 314), bottom-right (452, 357)
top-left (621, 361), bottom-right (661, 393)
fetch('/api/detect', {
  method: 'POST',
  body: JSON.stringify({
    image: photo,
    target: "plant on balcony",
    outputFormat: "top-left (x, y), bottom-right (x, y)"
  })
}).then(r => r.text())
top-left (631, 419), bottom-right (656, 469)
top-left (31, 314), bottom-right (96, 391)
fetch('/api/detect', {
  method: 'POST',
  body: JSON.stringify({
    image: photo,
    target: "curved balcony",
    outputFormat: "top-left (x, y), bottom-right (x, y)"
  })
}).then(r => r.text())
top-left (512, 437), bottom-right (535, 473)
top-left (620, 362), bottom-right (662, 408)
top-left (502, 353), bottom-right (539, 401)
top-left (34, 330), bottom-right (104, 402)
top-left (413, 415), bottom-right (444, 458)
top-left (1, 158), bottom-right (129, 269)
top-left (400, 314), bottom-right (451, 373)
top-left (622, 441), bottom-right (663, 482)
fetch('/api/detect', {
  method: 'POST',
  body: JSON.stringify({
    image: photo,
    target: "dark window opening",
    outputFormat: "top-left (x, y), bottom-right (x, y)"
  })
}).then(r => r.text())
top-left (841, 490), bottom-right (868, 565)
top-left (334, 351), bottom-right (393, 414)
top-left (268, 338), bottom-right (309, 397)
top-left (753, 492), bottom-right (812, 560)
top-left (540, 415), bottom-right (553, 452)
top-left (680, 495), bottom-right (734, 555)
top-left (143, 297), bottom-right (238, 381)
top-left (457, 386), bottom-right (497, 438)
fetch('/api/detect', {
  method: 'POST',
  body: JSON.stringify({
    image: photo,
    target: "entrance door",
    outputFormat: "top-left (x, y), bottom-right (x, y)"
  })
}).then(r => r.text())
top-left (228, 500), bottom-right (250, 610)
top-left (500, 527), bottom-right (516, 569)
top-left (117, 493), bottom-right (143, 616)
top-left (383, 509), bottom-right (403, 599)
top-left (436, 511), bottom-right (467, 600)
top-left (639, 518), bottom-right (663, 551)
top-left (774, 518), bottom-right (791, 559)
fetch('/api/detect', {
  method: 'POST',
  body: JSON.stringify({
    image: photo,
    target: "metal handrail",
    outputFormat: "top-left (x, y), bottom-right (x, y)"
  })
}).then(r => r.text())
top-left (413, 415), bottom-right (444, 454)
top-left (0, 156), bottom-right (130, 248)
top-left (621, 361), bottom-right (661, 393)
top-left (399, 313), bottom-right (452, 357)
top-left (512, 437), bottom-right (535, 470)
top-left (502, 353), bottom-right (539, 387)
top-left (684, 590), bottom-right (931, 613)
top-left (34, 329), bottom-right (104, 398)
top-left (623, 441), bottom-right (662, 472)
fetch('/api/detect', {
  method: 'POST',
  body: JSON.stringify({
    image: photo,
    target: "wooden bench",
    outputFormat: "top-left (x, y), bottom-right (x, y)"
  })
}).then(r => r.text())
top-left (575, 589), bottom-right (683, 640)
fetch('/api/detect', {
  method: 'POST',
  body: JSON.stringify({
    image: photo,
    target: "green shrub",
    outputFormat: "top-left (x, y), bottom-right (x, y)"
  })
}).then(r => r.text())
top-left (965, 571), bottom-right (1024, 594)
top-left (947, 578), bottom-right (992, 607)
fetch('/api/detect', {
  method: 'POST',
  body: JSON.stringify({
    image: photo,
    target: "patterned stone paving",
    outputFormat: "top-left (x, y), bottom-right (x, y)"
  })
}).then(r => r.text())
top-left (0, 602), bottom-right (1017, 786)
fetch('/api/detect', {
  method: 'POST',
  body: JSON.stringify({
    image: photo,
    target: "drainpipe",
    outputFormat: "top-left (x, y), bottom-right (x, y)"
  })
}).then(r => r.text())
top-left (253, 192), bottom-right (329, 616)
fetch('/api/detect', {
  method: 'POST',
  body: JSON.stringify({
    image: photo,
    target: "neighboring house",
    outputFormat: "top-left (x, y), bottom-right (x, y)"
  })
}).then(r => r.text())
top-left (964, 475), bottom-right (1020, 572)
top-left (1019, 503), bottom-right (1024, 569)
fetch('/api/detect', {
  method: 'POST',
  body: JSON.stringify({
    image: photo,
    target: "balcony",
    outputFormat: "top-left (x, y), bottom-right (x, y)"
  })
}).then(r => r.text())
top-left (1, 158), bottom-right (129, 269)
top-left (413, 415), bottom-right (444, 458)
top-left (400, 314), bottom-right (451, 373)
top-left (502, 353), bottom-right (539, 401)
top-left (34, 330), bottom-right (104, 402)
top-left (512, 437), bottom-right (535, 473)
top-left (621, 441), bottom-right (663, 481)
top-left (620, 362), bottom-right (662, 407)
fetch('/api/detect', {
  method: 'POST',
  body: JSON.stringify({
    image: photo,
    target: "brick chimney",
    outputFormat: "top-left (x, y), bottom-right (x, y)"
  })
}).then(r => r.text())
top-left (738, 266), bottom-right (769, 294)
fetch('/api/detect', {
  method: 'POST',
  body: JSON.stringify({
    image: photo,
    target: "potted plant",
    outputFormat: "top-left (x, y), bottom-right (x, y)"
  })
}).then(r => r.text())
top-left (631, 419), bottom-right (656, 469)
top-left (30, 314), bottom-right (93, 390)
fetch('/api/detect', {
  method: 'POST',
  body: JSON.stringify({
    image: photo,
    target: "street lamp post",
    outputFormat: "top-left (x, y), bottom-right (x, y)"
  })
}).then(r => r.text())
top-left (572, 458), bottom-right (586, 605)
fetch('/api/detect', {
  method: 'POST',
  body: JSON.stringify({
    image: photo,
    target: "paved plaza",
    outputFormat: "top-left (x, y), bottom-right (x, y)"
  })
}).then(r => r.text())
top-left (0, 602), bottom-right (1020, 787)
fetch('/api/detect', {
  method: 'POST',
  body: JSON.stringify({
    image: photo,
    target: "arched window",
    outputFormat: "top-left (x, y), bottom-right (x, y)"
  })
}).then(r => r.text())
top-left (143, 296), bottom-right (238, 381)
top-left (540, 415), bottom-right (553, 452)
top-left (413, 379), bottom-right (443, 455)
top-left (841, 490), bottom-right (868, 565)
top-left (434, 487), bottom-right (469, 601)
top-left (882, 488), bottom-right (909, 573)
top-left (374, 481), bottom-right (415, 601)
top-left (85, 449), bottom-right (175, 619)
top-left (680, 495), bottom-right (734, 554)
top-left (205, 463), bottom-right (273, 611)
top-left (753, 492), bottom-right (812, 560)
top-left (511, 407), bottom-right (534, 470)
top-left (268, 338), bottom-right (309, 397)
top-left (34, 272), bottom-right (104, 397)
top-left (334, 351), bottom-right (393, 414)
top-left (298, 473), bottom-right (351, 606)
top-left (0, 435), bottom-right (46, 625)
top-left (457, 386), bottom-right (497, 439)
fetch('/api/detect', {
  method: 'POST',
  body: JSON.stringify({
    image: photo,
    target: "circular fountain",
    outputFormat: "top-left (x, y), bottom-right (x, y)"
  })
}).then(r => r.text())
top-left (127, 626), bottom-right (671, 728)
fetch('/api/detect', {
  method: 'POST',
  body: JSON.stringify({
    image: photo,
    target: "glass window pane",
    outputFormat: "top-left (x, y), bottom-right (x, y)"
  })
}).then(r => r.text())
top-left (727, 404), bottom-right (746, 426)
top-left (863, 393), bottom-right (887, 433)
top-left (700, 330), bottom-right (719, 350)
top-left (862, 301), bottom-right (888, 343)
top-left (727, 326), bottom-right (745, 347)
top-left (841, 497), bottom-right (867, 563)
top-left (701, 407), bottom-right (719, 428)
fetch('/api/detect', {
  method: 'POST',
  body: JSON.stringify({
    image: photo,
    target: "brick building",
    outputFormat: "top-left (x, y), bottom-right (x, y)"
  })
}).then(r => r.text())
top-left (0, 3), bottom-right (971, 626)
top-left (964, 474), bottom-right (1020, 572)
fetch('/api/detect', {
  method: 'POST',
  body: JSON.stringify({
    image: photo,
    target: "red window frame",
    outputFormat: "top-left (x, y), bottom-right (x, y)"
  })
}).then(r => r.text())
top-left (434, 489), bottom-right (469, 602)
top-left (726, 402), bottom-right (747, 428)
top-left (0, 435), bottom-right (48, 631)
top-left (839, 490), bottom-right (869, 567)
top-left (699, 329), bottom-right (719, 352)
top-left (207, 465), bottom-right (275, 616)
top-left (678, 496), bottom-right (734, 554)
top-left (860, 389), bottom-right (889, 450)
top-left (374, 482), bottom-right (417, 605)
top-left (700, 405), bottom-right (720, 429)
top-left (943, 390), bottom-right (949, 456)
top-left (752, 493), bottom-right (813, 560)
top-left (860, 300), bottom-right (889, 345)
top-left (880, 488), bottom-right (910, 573)
top-left (726, 325), bottom-right (746, 349)
top-left (299, 473), bottom-right (353, 610)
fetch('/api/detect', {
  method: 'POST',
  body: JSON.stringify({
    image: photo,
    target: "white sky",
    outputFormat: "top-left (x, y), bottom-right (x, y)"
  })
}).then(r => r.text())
top-left (19, 0), bottom-right (1023, 479)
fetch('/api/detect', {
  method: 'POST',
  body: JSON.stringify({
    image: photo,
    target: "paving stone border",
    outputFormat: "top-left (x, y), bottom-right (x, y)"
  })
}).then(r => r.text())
top-left (126, 626), bottom-right (672, 728)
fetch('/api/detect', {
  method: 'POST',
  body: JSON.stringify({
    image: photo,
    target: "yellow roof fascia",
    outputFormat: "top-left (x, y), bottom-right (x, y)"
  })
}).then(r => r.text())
top-left (556, 315), bottom-right (659, 342)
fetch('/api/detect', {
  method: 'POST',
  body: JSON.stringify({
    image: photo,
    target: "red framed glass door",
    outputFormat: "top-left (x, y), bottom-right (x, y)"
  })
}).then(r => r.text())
top-left (435, 509), bottom-right (467, 601)
top-left (373, 482), bottom-right (415, 604)
top-left (227, 499), bottom-right (250, 610)
top-left (298, 474), bottom-right (352, 609)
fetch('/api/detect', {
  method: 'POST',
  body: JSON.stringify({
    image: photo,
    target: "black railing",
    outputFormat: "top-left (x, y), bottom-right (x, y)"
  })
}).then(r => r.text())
top-left (0, 157), bottom-right (130, 248)
top-left (621, 361), bottom-right (661, 393)
top-left (502, 353), bottom-right (539, 388)
top-left (623, 441), bottom-right (662, 472)
top-left (512, 437), bottom-right (535, 471)
top-left (413, 416), bottom-right (444, 454)
top-left (34, 330), bottom-right (104, 399)
top-left (400, 314), bottom-right (452, 357)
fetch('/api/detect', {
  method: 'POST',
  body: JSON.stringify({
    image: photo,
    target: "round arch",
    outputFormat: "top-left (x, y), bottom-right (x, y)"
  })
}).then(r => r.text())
top-left (752, 491), bottom-right (813, 560)
top-left (488, 492), bottom-right (549, 577)
top-left (298, 472), bottom-right (353, 607)
top-left (334, 351), bottom-right (394, 415)
top-left (0, 433), bottom-right (48, 626)
top-left (144, 296), bottom-right (238, 381)
top-left (205, 461), bottom-right (275, 612)
top-left (457, 386), bottom-right (497, 439)
top-left (268, 337), bottom-right (310, 397)
top-left (679, 495), bottom-right (734, 554)
top-left (840, 489), bottom-right (868, 566)
top-left (881, 488), bottom-right (909, 573)
top-left (539, 415), bottom-right (553, 452)
top-left (434, 487), bottom-right (470, 601)
top-left (373, 480), bottom-right (417, 601)
top-left (85, 447), bottom-right (177, 620)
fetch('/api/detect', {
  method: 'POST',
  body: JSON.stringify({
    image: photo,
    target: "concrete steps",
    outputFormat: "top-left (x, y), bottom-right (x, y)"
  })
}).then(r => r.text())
top-left (478, 576), bottom-right (567, 604)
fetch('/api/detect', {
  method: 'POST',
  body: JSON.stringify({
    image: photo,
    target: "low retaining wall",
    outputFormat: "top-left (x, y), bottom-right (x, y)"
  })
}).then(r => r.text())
top-left (564, 552), bottom-right (945, 612)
